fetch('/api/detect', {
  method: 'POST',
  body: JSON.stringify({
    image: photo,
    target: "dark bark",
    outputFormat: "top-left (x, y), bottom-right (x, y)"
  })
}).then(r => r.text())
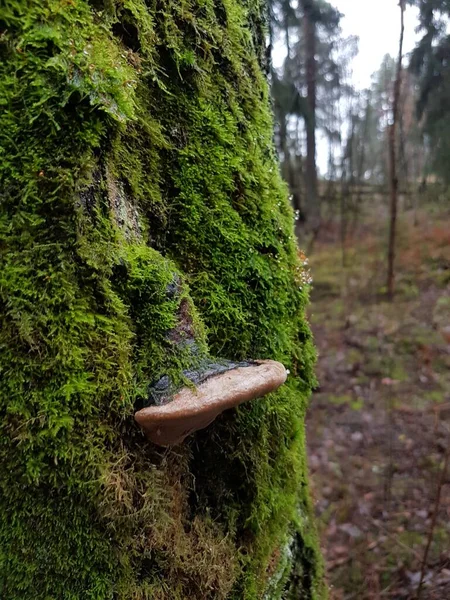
top-left (387, 0), bottom-right (405, 301)
top-left (302, 0), bottom-right (320, 234)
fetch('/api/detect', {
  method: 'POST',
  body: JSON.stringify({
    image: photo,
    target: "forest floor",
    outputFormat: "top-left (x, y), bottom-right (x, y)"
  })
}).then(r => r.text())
top-left (306, 201), bottom-right (450, 600)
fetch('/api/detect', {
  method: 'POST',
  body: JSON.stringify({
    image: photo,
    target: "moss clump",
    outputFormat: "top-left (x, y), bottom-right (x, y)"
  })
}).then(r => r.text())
top-left (0, 0), bottom-right (324, 598)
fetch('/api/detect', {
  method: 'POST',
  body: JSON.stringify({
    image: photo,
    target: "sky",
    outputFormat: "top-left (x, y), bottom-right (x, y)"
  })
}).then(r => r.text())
top-left (333, 0), bottom-right (421, 89)
top-left (316, 0), bottom-right (422, 173)
top-left (271, 1), bottom-right (423, 174)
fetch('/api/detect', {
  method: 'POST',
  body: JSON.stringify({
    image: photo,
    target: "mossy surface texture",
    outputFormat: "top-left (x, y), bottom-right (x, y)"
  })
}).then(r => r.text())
top-left (0, 0), bottom-right (324, 598)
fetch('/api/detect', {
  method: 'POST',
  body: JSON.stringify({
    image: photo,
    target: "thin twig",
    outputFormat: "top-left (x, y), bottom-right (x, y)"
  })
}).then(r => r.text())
top-left (416, 435), bottom-right (450, 599)
top-left (370, 519), bottom-right (422, 561)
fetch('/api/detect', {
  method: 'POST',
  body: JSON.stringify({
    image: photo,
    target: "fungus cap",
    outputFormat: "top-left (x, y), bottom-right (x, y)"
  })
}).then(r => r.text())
top-left (135, 360), bottom-right (288, 446)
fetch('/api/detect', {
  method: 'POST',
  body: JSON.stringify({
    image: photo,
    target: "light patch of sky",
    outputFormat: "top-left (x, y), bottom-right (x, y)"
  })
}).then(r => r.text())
top-left (318, 0), bottom-right (422, 173)
top-left (272, 1), bottom-right (422, 174)
top-left (272, 2), bottom-right (421, 81)
top-left (335, 0), bottom-right (421, 89)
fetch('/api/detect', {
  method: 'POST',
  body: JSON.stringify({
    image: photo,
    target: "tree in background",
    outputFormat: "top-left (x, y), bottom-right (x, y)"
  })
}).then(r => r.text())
top-left (0, 1), bottom-right (323, 598)
top-left (387, 0), bottom-right (406, 301)
top-left (410, 0), bottom-right (450, 183)
top-left (302, 0), bottom-right (319, 234)
top-left (340, 53), bottom-right (426, 195)
top-left (270, 0), bottom-right (347, 235)
top-left (270, 1), bottom-right (440, 245)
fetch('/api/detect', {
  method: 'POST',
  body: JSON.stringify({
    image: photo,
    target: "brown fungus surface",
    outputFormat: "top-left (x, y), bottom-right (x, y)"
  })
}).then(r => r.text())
top-left (135, 360), bottom-right (288, 446)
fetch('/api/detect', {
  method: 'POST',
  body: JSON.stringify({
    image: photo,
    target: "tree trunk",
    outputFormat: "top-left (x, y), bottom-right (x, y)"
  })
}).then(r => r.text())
top-left (387, 0), bottom-right (405, 301)
top-left (0, 1), bottom-right (323, 599)
top-left (302, 0), bottom-right (320, 234)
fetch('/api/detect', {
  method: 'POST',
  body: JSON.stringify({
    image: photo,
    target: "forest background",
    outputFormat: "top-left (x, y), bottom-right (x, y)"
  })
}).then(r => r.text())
top-left (269, 0), bottom-right (450, 598)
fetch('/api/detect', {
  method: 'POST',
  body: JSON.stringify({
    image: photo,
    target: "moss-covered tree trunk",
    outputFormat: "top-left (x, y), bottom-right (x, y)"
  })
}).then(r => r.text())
top-left (0, 0), bottom-right (325, 598)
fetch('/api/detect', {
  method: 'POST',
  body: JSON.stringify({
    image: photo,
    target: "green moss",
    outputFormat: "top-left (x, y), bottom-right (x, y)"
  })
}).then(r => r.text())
top-left (0, 0), bottom-right (324, 598)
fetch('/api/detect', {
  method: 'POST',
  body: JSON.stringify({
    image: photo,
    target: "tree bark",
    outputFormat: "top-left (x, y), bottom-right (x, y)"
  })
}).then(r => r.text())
top-left (387, 0), bottom-right (405, 300)
top-left (0, 1), bottom-right (323, 599)
top-left (302, 0), bottom-right (320, 234)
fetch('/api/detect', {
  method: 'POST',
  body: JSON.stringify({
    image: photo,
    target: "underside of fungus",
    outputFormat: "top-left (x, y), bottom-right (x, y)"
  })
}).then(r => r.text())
top-left (134, 360), bottom-right (288, 447)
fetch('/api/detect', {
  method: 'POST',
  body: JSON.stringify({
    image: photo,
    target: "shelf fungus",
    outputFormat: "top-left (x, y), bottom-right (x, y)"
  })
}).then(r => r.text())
top-left (135, 360), bottom-right (288, 447)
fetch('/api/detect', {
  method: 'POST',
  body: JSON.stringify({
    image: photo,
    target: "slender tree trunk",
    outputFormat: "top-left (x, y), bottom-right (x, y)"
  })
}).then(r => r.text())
top-left (284, 10), bottom-right (292, 62)
top-left (387, 0), bottom-right (405, 301)
top-left (354, 94), bottom-right (371, 230)
top-left (280, 111), bottom-right (290, 180)
top-left (302, 0), bottom-right (320, 235)
top-left (340, 115), bottom-right (356, 271)
top-left (294, 117), bottom-right (305, 233)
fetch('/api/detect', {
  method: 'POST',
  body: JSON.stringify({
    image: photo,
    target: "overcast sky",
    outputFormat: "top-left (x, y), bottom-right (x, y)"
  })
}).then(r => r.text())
top-left (335, 0), bottom-right (421, 88)
top-left (272, 1), bottom-right (423, 173)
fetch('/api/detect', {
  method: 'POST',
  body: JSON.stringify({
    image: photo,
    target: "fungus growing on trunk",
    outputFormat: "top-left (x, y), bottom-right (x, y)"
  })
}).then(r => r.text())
top-left (135, 360), bottom-right (288, 446)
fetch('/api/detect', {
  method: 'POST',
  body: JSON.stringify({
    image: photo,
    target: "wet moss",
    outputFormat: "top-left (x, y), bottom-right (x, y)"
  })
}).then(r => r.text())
top-left (0, 0), bottom-right (324, 598)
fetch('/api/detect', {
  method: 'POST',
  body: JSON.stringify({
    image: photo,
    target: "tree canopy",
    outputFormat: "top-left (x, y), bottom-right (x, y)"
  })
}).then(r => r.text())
top-left (409, 0), bottom-right (450, 180)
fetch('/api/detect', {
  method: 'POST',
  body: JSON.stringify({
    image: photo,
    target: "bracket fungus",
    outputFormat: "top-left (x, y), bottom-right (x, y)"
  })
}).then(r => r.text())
top-left (135, 360), bottom-right (288, 447)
